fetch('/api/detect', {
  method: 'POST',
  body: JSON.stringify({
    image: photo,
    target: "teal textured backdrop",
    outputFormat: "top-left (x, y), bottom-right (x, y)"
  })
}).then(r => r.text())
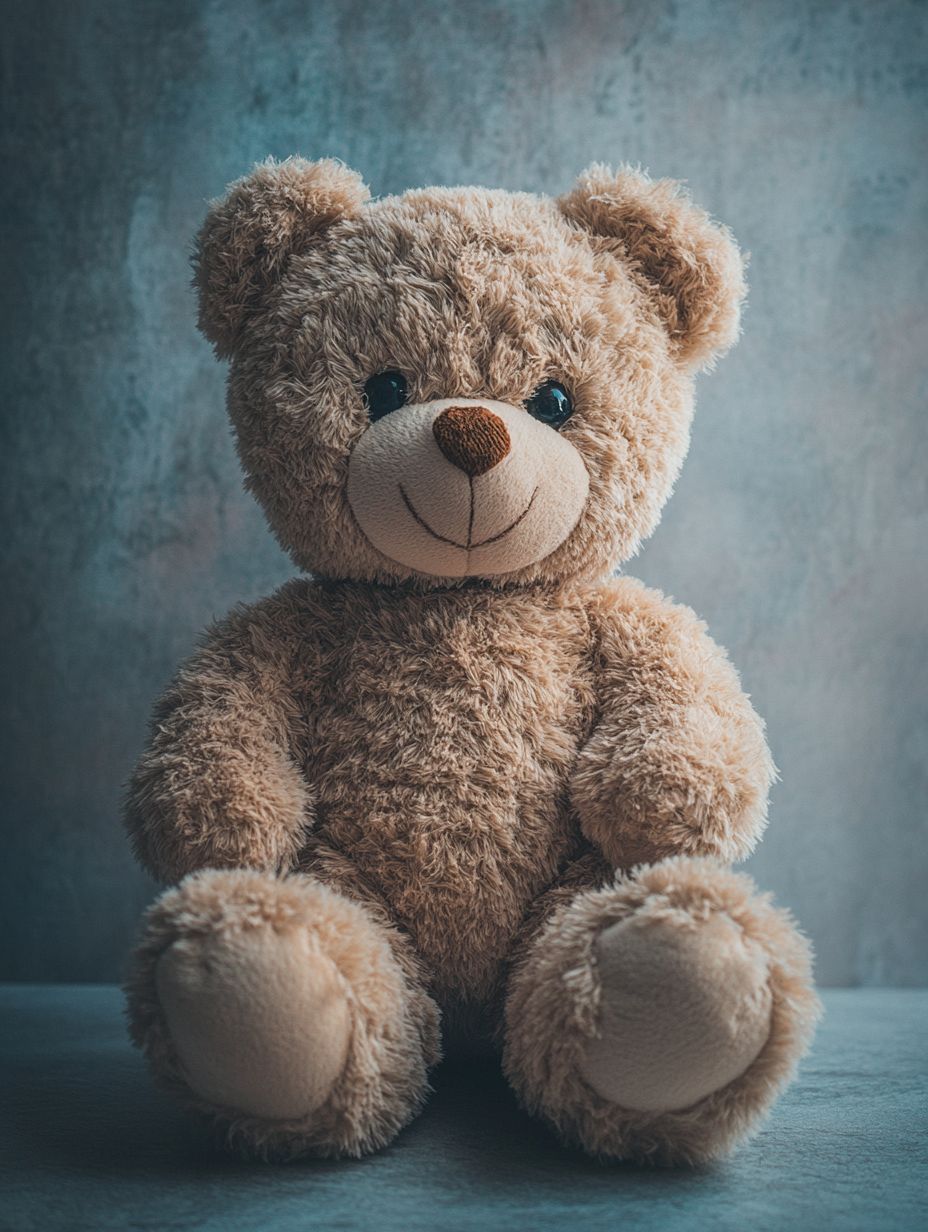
top-left (2, 0), bottom-right (926, 983)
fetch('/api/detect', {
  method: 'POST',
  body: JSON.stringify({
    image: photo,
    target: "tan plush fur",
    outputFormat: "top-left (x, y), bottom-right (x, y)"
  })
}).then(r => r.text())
top-left (503, 858), bottom-right (819, 1164)
top-left (127, 868), bottom-right (439, 1159)
top-left (125, 158), bottom-right (818, 1163)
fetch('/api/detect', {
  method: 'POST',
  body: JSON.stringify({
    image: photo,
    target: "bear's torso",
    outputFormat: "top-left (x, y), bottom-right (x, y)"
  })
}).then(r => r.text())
top-left (285, 579), bottom-right (600, 1017)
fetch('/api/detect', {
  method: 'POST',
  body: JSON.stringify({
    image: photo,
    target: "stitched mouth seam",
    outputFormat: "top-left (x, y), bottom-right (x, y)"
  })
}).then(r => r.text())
top-left (398, 483), bottom-right (539, 552)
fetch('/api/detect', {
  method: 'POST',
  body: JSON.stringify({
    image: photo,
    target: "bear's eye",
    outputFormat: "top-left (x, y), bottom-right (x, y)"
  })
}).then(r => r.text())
top-left (525, 380), bottom-right (573, 429)
top-left (363, 371), bottom-right (408, 422)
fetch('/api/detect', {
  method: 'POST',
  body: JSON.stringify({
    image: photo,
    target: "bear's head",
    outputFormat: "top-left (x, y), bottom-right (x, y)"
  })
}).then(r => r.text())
top-left (195, 158), bottom-right (745, 588)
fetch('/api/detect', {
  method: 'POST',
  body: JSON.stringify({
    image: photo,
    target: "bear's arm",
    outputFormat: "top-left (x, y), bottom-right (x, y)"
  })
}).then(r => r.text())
top-left (571, 577), bottom-right (775, 868)
top-left (124, 586), bottom-right (315, 884)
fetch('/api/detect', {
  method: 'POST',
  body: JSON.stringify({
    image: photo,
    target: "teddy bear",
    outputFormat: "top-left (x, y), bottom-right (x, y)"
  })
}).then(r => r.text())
top-left (124, 157), bottom-right (820, 1165)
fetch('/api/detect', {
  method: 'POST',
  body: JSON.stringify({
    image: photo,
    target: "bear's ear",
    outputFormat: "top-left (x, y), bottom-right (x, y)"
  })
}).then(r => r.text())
top-left (193, 157), bottom-right (370, 357)
top-left (558, 165), bottom-right (746, 369)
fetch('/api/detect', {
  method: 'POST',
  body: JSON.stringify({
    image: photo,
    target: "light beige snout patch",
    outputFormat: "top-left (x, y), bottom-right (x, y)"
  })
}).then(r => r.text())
top-left (347, 398), bottom-right (589, 578)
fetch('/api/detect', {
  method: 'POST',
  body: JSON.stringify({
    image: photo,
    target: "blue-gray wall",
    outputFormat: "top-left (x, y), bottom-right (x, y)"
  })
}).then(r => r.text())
top-left (2, 0), bottom-right (926, 985)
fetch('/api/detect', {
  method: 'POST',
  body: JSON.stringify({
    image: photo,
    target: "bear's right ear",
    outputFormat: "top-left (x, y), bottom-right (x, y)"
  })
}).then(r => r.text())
top-left (193, 157), bottom-right (370, 358)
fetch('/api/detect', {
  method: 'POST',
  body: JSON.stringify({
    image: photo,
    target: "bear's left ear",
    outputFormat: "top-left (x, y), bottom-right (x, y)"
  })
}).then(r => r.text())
top-left (194, 157), bottom-right (370, 358)
top-left (558, 165), bottom-right (746, 369)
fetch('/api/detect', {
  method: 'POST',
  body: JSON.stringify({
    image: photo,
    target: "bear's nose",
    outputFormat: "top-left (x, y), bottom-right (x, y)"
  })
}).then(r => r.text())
top-left (432, 405), bottom-right (511, 477)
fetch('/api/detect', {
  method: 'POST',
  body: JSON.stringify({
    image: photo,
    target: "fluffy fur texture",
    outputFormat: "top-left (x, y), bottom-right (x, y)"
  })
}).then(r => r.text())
top-left (127, 868), bottom-right (439, 1159)
top-left (558, 165), bottom-right (746, 370)
top-left (212, 160), bottom-right (718, 585)
top-left (503, 858), bottom-right (820, 1164)
top-left (194, 158), bottom-right (370, 359)
top-left (573, 578), bottom-right (776, 867)
top-left (125, 159), bottom-right (817, 1164)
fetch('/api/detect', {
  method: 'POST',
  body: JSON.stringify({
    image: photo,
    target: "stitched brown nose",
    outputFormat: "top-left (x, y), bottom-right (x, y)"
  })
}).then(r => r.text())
top-left (432, 405), bottom-right (511, 477)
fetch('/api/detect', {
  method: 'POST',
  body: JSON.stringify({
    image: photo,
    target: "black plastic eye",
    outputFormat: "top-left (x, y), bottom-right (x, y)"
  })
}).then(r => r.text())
top-left (525, 380), bottom-right (573, 429)
top-left (363, 371), bottom-right (408, 422)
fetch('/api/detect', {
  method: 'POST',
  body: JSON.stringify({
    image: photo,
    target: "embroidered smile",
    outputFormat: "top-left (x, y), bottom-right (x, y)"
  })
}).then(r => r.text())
top-left (398, 484), bottom-right (539, 551)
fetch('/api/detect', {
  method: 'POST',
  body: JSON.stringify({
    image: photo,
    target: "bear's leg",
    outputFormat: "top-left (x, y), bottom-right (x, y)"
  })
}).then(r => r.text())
top-left (126, 868), bottom-right (440, 1159)
top-left (503, 855), bottom-right (820, 1164)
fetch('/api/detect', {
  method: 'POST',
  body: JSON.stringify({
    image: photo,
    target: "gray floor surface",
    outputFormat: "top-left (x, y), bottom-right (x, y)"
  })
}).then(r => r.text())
top-left (0, 986), bottom-right (925, 1231)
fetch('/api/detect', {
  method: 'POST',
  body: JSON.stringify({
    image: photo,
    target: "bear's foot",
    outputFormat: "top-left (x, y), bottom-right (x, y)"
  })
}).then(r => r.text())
top-left (578, 903), bottom-right (774, 1113)
top-left (503, 856), bottom-right (820, 1164)
top-left (126, 869), bottom-right (440, 1159)
top-left (153, 901), bottom-right (352, 1122)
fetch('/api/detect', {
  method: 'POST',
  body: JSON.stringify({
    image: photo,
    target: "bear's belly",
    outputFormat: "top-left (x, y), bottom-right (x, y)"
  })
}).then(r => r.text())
top-left (299, 588), bottom-right (594, 1007)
